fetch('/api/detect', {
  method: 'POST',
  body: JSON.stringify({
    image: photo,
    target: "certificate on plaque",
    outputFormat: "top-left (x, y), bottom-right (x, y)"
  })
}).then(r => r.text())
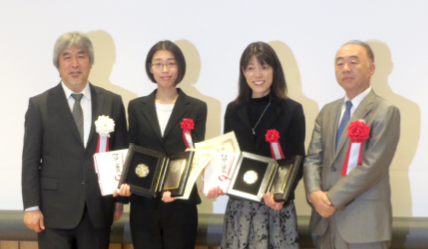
top-left (159, 151), bottom-right (194, 197)
top-left (202, 152), bottom-right (239, 195)
top-left (176, 149), bottom-right (215, 200)
top-left (269, 155), bottom-right (303, 202)
top-left (94, 149), bottom-right (129, 196)
top-left (196, 132), bottom-right (241, 193)
top-left (119, 144), bottom-right (166, 198)
top-left (226, 152), bottom-right (278, 202)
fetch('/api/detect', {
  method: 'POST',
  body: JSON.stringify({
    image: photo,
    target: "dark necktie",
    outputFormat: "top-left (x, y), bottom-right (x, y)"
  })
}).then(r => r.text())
top-left (336, 100), bottom-right (352, 149)
top-left (71, 94), bottom-right (84, 143)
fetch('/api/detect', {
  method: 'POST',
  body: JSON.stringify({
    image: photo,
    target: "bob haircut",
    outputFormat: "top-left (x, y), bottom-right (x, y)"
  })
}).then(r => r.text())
top-left (53, 32), bottom-right (94, 68)
top-left (145, 40), bottom-right (186, 85)
top-left (236, 42), bottom-right (287, 103)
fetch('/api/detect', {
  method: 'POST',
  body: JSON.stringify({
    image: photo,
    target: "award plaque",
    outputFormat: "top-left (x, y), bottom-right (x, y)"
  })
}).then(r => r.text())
top-left (120, 145), bottom-right (195, 198)
top-left (119, 144), bottom-right (167, 198)
top-left (269, 155), bottom-right (303, 202)
top-left (158, 151), bottom-right (194, 197)
top-left (227, 152), bottom-right (278, 202)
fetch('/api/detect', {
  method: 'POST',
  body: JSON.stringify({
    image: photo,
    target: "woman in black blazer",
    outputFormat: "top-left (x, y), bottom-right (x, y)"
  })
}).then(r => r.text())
top-left (208, 42), bottom-right (305, 249)
top-left (115, 40), bottom-right (207, 249)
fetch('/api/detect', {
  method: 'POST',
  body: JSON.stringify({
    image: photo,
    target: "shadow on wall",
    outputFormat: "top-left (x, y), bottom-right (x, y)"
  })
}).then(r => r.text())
top-left (366, 40), bottom-right (419, 216)
top-left (175, 39), bottom-right (223, 214)
top-left (87, 30), bottom-right (138, 114)
top-left (269, 41), bottom-right (320, 216)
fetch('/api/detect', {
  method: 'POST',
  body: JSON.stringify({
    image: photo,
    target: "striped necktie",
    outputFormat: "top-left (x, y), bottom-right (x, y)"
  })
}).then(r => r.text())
top-left (71, 94), bottom-right (84, 143)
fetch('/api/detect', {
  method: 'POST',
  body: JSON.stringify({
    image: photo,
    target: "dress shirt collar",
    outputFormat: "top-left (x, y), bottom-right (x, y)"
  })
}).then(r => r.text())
top-left (343, 86), bottom-right (371, 109)
top-left (61, 81), bottom-right (92, 101)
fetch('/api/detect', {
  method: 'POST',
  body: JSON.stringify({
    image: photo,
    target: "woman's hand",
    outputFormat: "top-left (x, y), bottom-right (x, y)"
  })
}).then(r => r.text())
top-left (206, 186), bottom-right (224, 199)
top-left (113, 184), bottom-right (131, 197)
top-left (162, 191), bottom-right (177, 203)
top-left (263, 192), bottom-right (284, 211)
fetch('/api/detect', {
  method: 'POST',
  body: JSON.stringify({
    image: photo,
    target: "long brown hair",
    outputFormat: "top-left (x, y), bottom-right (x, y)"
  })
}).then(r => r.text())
top-left (235, 42), bottom-right (287, 103)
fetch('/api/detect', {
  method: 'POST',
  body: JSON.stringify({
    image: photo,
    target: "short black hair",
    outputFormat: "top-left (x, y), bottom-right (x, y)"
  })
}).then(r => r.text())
top-left (145, 40), bottom-right (186, 85)
top-left (236, 42), bottom-right (287, 103)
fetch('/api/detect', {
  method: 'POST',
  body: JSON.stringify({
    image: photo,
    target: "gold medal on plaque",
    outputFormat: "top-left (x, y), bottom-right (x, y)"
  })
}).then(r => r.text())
top-left (243, 170), bottom-right (258, 184)
top-left (135, 164), bottom-right (149, 178)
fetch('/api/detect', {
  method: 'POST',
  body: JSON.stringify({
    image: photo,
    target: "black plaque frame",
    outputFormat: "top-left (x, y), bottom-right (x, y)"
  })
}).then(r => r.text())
top-left (119, 144), bottom-right (167, 198)
top-left (158, 151), bottom-right (194, 197)
top-left (268, 155), bottom-right (303, 202)
top-left (227, 152), bottom-right (278, 202)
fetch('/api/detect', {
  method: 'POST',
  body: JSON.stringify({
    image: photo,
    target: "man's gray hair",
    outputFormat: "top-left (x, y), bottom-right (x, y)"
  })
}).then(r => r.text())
top-left (53, 32), bottom-right (94, 68)
top-left (343, 40), bottom-right (374, 62)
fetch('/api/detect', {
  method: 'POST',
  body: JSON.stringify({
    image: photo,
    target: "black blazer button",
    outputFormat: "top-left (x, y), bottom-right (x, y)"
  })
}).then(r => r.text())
top-left (331, 167), bottom-right (336, 172)
top-left (82, 181), bottom-right (85, 185)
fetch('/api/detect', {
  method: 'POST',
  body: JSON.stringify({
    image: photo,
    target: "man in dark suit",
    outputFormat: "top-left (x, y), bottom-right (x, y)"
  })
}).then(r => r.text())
top-left (22, 31), bottom-right (128, 249)
top-left (304, 41), bottom-right (400, 248)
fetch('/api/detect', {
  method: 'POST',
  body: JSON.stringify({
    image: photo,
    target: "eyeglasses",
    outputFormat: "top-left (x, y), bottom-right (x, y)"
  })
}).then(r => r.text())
top-left (150, 62), bottom-right (177, 70)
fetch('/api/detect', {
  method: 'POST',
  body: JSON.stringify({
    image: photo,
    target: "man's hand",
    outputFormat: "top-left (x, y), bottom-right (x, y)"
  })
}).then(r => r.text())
top-left (263, 193), bottom-right (284, 211)
top-left (161, 191), bottom-right (176, 203)
top-left (113, 203), bottom-right (123, 221)
top-left (309, 191), bottom-right (336, 218)
top-left (113, 184), bottom-right (131, 197)
top-left (24, 210), bottom-right (45, 233)
top-left (206, 186), bottom-right (224, 199)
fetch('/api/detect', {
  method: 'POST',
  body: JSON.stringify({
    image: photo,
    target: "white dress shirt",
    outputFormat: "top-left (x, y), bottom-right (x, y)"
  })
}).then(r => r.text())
top-left (337, 86), bottom-right (372, 126)
top-left (61, 81), bottom-right (92, 148)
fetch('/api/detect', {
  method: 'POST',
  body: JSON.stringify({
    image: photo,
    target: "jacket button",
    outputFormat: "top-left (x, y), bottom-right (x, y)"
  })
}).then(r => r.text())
top-left (82, 181), bottom-right (85, 185)
top-left (331, 167), bottom-right (336, 172)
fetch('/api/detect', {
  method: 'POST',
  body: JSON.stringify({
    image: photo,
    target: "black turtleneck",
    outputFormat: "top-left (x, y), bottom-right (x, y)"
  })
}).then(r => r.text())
top-left (248, 95), bottom-right (271, 135)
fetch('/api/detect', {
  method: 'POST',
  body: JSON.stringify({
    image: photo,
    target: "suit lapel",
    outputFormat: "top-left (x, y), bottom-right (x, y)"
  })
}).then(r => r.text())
top-left (333, 90), bottom-right (375, 161)
top-left (50, 83), bottom-right (84, 146)
top-left (140, 90), bottom-right (163, 142)
top-left (163, 88), bottom-right (191, 139)
top-left (330, 99), bottom-right (344, 160)
top-left (86, 84), bottom-right (103, 150)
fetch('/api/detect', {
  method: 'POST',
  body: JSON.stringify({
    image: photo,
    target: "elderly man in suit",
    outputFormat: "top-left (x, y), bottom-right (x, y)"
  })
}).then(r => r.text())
top-left (304, 41), bottom-right (400, 249)
top-left (22, 32), bottom-right (128, 249)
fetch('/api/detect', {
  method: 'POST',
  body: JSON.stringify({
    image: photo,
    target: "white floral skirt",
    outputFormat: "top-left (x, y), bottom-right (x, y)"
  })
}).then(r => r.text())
top-left (221, 198), bottom-right (299, 249)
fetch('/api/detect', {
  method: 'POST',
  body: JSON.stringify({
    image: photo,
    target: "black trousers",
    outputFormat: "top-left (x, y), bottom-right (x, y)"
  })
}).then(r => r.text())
top-left (37, 207), bottom-right (111, 249)
top-left (130, 202), bottom-right (198, 249)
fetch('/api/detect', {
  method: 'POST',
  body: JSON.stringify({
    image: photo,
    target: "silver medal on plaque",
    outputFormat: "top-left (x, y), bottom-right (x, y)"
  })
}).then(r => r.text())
top-left (243, 170), bottom-right (258, 184)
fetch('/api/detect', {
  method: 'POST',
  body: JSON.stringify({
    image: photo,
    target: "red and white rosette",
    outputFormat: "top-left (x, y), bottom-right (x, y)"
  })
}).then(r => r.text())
top-left (341, 120), bottom-right (371, 176)
top-left (265, 129), bottom-right (285, 160)
top-left (94, 115), bottom-right (115, 153)
top-left (181, 118), bottom-right (195, 149)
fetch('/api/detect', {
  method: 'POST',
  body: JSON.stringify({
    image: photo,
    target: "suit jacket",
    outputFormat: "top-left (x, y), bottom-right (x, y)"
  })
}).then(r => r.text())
top-left (127, 88), bottom-right (207, 208)
top-left (304, 90), bottom-right (400, 243)
top-left (22, 83), bottom-right (128, 229)
top-left (224, 97), bottom-right (305, 202)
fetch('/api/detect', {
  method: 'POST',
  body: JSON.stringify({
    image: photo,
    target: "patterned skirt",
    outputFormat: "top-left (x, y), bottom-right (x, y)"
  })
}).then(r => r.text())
top-left (221, 198), bottom-right (299, 249)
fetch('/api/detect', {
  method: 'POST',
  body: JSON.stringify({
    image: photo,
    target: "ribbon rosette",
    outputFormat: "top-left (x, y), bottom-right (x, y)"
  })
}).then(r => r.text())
top-left (181, 118), bottom-right (195, 149)
top-left (95, 115), bottom-right (115, 153)
top-left (265, 129), bottom-right (285, 160)
top-left (341, 120), bottom-right (371, 176)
